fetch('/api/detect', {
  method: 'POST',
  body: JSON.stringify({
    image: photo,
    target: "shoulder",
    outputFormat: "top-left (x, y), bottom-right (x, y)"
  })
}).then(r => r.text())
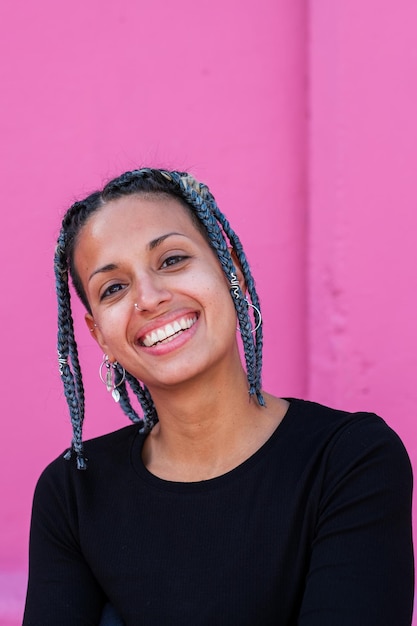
top-left (285, 397), bottom-right (408, 447)
top-left (284, 398), bottom-right (412, 494)
top-left (28, 425), bottom-right (147, 553)
top-left (33, 424), bottom-right (143, 502)
top-left (81, 422), bottom-right (143, 461)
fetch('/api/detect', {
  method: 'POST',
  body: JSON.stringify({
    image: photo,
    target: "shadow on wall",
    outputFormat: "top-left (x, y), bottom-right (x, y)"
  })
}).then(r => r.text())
top-left (0, 572), bottom-right (26, 626)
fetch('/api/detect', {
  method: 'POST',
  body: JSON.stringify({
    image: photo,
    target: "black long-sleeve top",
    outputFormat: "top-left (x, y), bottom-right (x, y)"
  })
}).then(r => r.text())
top-left (23, 399), bottom-right (414, 625)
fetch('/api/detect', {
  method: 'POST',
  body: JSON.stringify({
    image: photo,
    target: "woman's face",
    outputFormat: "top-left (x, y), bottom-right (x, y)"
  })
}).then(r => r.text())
top-left (74, 194), bottom-right (244, 392)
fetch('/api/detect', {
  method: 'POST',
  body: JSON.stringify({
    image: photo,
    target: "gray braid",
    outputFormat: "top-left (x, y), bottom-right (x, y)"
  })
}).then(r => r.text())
top-left (55, 234), bottom-right (87, 469)
top-left (170, 172), bottom-right (263, 402)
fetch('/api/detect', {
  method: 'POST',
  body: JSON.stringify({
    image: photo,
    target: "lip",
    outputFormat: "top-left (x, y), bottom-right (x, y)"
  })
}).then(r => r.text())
top-left (135, 310), bottom-right (200, 350)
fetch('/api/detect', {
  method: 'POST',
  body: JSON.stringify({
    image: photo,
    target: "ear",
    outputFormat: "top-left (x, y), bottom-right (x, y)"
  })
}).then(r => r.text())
top-left (229, 248), bottom-right (247, 294)
top-left (84, 313), bottom-right (116, 362)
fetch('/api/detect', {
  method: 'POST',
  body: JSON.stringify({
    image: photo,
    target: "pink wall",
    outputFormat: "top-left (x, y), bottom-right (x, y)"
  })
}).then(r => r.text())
top-left (309, 0), bottom-right (417, 531)
top-left (1, 0), bottom-right (416, 623)
top-left (309, 4), bottom-right (417, 620)
top-left (0, 1), bottom-right (307, 622)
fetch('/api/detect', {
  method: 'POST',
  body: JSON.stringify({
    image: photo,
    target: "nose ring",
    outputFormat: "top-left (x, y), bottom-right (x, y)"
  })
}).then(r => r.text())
top-left (134, 303), bottom-right (144, 312)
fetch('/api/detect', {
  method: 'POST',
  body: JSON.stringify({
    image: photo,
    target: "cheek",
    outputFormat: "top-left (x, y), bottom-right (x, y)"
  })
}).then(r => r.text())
top-left (93, 305), bottom-right (132, 344)
top-left (195, 260), bottom-right (231, 296)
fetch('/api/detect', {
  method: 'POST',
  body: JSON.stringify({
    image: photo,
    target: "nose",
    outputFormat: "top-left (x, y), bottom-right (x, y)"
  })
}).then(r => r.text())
top-left (133, 272), bottom-right (172, 313)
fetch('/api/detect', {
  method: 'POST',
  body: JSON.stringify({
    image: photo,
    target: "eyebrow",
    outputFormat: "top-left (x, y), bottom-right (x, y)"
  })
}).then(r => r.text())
top-left (148, 232), bottom-right (185, 251)
top-left (88, 232), bottom-right (187, 282)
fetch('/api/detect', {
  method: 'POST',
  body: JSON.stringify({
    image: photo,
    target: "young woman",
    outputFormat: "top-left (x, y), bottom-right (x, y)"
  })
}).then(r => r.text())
top-left (24, 168), bottom-right (414, 625)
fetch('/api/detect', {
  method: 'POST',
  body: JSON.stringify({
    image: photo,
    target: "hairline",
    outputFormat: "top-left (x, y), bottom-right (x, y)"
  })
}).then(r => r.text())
top-left (70, 189), bottom-right (212, 313)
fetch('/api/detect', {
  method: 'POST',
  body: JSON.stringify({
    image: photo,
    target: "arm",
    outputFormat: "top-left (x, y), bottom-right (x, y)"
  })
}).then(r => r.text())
top-left (23, 461), bottom-right (106, 625)
top-left (299, 417), bottom-right (414, 626)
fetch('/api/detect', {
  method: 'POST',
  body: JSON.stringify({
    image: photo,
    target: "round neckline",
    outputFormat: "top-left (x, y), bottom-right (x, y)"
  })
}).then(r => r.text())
top-left (130, 398), bottom-right (298, 493)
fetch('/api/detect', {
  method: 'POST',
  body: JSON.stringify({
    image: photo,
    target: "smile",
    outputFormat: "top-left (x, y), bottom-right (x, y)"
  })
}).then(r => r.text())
top-left (140, 315), bottom-right (198, 347)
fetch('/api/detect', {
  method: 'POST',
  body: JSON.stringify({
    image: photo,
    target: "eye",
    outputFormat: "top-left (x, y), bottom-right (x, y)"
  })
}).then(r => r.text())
top-left (160, 255), bottom-right (189, 269)
top-left (100, 283), bottom-right (126, 300)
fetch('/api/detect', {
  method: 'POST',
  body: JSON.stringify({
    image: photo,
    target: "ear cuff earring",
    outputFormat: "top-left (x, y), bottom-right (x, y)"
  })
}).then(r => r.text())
top-left (230, 272), bottom-right (262, 333)
top-left (99, 354), bottom-right (126, 402)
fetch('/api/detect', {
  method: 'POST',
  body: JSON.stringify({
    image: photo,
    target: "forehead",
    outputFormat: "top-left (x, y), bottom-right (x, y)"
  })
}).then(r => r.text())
top-left (80, 194), bottom-right (202, 244)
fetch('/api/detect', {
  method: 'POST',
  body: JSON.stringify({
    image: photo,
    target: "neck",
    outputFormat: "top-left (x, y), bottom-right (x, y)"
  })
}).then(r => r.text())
top-left (149, 359), bottom-right (253, 437)
top-left (141, 365), bottom-right (287, 481)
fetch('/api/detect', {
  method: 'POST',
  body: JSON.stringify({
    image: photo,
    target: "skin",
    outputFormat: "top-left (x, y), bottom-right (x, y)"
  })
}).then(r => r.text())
top-left (74, 194), bottom-right (289, 481)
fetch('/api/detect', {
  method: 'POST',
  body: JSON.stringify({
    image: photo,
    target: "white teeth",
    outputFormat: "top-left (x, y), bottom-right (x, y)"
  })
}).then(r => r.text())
top-left (149, 331), bottom-right (159, 346)
top-left (156, 328), bottom-right (166, 342)
top-left (141, 316), bottom-right (197, 347)
top-left (165, 323), bottom-right (175, 336)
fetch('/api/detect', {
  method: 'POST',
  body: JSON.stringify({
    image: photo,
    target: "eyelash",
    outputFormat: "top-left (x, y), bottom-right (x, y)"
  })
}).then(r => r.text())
top-left (100, 283), bottom-right (126, 300)
top-left (160, 254), bottom-right (189, 268)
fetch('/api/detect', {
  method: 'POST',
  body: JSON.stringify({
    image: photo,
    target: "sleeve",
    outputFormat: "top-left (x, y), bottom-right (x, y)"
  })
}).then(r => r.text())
top-left (298, 416), bottom-right (414, 626)
top-left (23, 461), bottom-right (106, 626)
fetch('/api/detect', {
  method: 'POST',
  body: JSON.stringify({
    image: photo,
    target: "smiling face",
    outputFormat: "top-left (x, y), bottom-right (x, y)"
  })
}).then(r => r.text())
top-left (73, 193), bottom-right (245, 393)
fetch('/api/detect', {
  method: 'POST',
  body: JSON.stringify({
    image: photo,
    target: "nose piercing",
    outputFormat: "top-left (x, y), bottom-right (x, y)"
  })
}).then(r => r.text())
top-left (134, 303), bottom-right (144, 312)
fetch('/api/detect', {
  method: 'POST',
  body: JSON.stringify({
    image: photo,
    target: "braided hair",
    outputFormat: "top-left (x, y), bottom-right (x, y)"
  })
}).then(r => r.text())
top-left (54, 168), bottom-right (264, 469)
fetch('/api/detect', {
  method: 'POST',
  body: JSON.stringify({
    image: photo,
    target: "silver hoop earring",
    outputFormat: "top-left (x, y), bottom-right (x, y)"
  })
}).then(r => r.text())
top-left (246, 300), bottom-right (262, 333)
top-left (231, 272), bottom-right (262, 334)
top-left (236, 299), bottom-right (262, 334)
top-left (99, 354), bottom-right (126, 403)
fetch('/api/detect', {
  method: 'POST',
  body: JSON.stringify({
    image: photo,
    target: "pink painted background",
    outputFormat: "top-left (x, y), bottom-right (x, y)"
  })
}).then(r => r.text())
top-left (0, 1), bottom-right (416, 623)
